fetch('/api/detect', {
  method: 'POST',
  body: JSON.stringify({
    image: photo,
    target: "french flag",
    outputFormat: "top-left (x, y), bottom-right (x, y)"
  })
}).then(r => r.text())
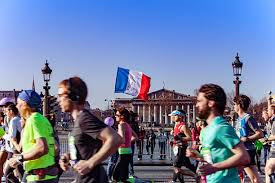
top-left (115, 67), bottom-right (151, 100)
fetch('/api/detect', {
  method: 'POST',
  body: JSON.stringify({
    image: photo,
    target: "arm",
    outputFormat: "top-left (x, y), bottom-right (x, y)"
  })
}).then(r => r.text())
top-left (247, 129), bottom-right (263, 141)
top-left (10, 137), bottom-right (21, 153)
top-left (88, 127), bottom-right (122, 167)
top-left (22, 137), bottom-right (49, 161)
top-left (267, 134), bottom-right (275, 141)
top-left (180, 125), bottom-right (192, 142)
top-left (131, 130), bottom-right (138, 143)
top-left (243, 117), bottom-right (263, 141)
top-left (199, 142), bottom-right (250, 175)
top-left (213, 142), bottom-right (250, 170)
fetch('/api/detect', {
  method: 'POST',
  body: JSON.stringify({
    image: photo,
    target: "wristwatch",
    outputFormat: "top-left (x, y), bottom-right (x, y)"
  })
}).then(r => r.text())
top-left (16, 154), bottom-right (24, 163)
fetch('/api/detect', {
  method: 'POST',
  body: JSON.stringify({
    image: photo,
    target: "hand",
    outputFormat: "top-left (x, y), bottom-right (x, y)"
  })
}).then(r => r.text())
top-left (240, 137), bottom-right (248, 142)
top-left (186, 147), bottom-right (203, 161)
top-left (197, 162), bottom-right (219, 176)
top-left (73, 160), bottom-right (94, 175)
top-left (59, 154), bottom-right (70, 171)
top-left (8, 157), bottom-right (19, 168)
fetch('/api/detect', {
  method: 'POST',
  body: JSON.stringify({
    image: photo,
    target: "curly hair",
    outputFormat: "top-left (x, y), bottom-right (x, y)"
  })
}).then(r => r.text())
top-left (234, 94), bottom-right (251, 111)
top-left (198, 83), bottom-right (227, 114)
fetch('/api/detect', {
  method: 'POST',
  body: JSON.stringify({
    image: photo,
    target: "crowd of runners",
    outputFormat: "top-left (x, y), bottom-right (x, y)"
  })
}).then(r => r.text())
top-left (0, 76), bottom-right (274, 183)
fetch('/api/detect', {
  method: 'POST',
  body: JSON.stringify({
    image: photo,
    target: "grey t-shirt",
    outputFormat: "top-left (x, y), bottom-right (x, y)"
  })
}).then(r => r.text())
top-left (269, 116), bottom-right (275, 152)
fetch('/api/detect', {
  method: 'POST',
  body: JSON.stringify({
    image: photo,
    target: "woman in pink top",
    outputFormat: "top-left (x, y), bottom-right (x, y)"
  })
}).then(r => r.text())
top-left (113, 108), bottom-right (137, 183)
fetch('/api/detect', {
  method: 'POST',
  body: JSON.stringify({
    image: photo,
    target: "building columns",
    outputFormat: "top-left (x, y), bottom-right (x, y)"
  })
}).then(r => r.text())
top-left (165, 106), bottom-right (168, 125)
top-left (137, 105), bottom-right (140, 121)
top-left (187, 105), bottom-right (190, 124)
top-left (193, 105), bottom-right (196, 123)
top-left (143, 105), bottom-right (146, 122)
top-left (154, 105), bottom-right (157, 123)
top-left (159, 105), bottom-right (162, 124)
top-left (148, 105), bottom-right (151, 122)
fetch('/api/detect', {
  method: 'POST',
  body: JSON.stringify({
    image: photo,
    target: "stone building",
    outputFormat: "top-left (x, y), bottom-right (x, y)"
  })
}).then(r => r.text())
top-left (113, 88), bottom-right (196, 126)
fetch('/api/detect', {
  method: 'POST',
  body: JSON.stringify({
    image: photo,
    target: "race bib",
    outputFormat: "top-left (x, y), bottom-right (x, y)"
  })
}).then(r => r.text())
top-left (68, 133), bottom-right (78, 165)
top-left (173, 146), bottom-right (179, 156)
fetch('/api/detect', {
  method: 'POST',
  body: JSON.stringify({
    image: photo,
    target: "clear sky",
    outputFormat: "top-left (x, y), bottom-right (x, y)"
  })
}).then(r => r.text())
top-left (0, 0), bottom-right (274, 109)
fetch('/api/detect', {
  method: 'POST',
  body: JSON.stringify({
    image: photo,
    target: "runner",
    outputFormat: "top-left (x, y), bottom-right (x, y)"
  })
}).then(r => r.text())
top-left (169, 110), bottom-right (198, 183)
top-left (234, 94), bottom-right (263, 183)
top-left (8, 90), bottom-right (58, 183)
top-left (113, 107), bottom-right (138, 183)
top-left (186, 83), bottom-right (250, 183)
top-left (58, 76), bottom-right (122, 183)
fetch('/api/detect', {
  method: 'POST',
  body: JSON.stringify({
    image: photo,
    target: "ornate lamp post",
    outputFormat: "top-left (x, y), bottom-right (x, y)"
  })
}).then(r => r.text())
top-left (232, 53), bottom-right (243, 98)
top-left (41, 60), bottom-right (52, 116)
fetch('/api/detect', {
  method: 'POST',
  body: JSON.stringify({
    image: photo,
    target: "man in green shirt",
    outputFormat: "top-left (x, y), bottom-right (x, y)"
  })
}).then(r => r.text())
top-left (9, 90), bottom-right (58, 183)
top-left (187, 84), bottom-right (250, 183)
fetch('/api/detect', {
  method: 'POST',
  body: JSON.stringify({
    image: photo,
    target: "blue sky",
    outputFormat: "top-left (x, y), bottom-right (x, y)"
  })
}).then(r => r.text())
top-left (0, 0), bottom-right (274, 109)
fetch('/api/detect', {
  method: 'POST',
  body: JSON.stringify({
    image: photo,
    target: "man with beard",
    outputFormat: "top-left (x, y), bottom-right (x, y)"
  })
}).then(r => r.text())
top-left (186, 83), bottom-right (250, 183)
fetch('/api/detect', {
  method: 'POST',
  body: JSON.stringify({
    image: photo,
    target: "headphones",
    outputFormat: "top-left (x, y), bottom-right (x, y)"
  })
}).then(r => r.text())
top-left (67, 78), bottom-right (80, 102)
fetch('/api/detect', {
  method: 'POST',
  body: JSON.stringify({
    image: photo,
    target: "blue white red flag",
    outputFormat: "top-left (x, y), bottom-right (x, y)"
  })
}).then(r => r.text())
top-left (115, 67), bottom-right (151, 100)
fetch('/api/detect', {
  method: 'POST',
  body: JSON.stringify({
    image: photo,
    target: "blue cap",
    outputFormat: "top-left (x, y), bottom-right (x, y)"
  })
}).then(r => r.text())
top-left (168, 110), bottom-right (185, 117)
top-left (18, 90), bottom-right (41, 109)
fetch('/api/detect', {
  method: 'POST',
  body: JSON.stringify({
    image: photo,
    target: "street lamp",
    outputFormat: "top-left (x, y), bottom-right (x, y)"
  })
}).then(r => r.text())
top-left (232, 53), bottom-right (243, 98)
top-left (41, 60), bottom-right (52, 116)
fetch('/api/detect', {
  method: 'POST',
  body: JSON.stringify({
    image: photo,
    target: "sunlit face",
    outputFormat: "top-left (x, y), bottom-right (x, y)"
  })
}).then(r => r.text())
top-left (170, 115), bottom-right (181, 123)
top-left (262, 110), bottom-right (269, 121)
top-left (6, 108), bottom-right (12, 118)
top-left (115, 111), bottom-right (123, 122)
top-left (196, 92), bottom-right (211, 120)
top-left (58, 87), bottom-right (73, 113)
top-left (233, 102), bottom-right (240, 113)
top-left (268, 106), bottom-right (275, 118)
top-left (3, 106), bottom-right (9, 115)
top-left (16, 98), bottom-right (28, 119)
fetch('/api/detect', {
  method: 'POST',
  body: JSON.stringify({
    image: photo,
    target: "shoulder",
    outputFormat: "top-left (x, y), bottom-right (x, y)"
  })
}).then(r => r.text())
top-left (78, 110), bottom-right (104, 126)
top-left (28, 112), bottom-right (45, 124)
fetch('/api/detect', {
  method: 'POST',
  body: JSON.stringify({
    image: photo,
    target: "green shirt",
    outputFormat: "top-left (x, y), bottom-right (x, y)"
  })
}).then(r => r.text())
top-left (22, 112), bottom-right (56, 181)
top-left (200, 116), bottom-right (241, 183)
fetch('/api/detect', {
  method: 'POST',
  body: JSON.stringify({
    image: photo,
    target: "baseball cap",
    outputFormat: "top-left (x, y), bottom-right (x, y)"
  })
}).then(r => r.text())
top-left (0, 97), bottom-right (14, 106)
top-left (18, 90), bottom-right (41, 109)
top-left (168, 110), bottom-right (185, 117)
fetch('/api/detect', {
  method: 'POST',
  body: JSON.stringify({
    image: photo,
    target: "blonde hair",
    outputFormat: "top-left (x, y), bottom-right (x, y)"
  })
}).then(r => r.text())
top-left (20, 102), bottom-right (37, 120)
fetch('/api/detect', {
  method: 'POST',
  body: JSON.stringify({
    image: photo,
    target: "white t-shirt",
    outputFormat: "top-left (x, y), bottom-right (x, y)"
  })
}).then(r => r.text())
top-left (3, 116), bottom-right (22, 152)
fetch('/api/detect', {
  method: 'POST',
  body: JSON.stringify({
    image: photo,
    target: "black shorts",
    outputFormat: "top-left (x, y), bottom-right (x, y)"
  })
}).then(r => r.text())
top-left (244, 149), bottom-right (256, 167)
top-left (173, 146), bottom-right (196, 173)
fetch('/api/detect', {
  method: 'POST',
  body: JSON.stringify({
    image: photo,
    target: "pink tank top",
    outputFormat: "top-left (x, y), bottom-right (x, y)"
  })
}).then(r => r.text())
top-left (119, 122), bottom-right (132, 149)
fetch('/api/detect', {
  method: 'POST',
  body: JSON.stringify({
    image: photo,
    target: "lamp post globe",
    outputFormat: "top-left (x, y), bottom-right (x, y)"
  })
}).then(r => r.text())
top-left (232, 53), bottom-right (243, 98)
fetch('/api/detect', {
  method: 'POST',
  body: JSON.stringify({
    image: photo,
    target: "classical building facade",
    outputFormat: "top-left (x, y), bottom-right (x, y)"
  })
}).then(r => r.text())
top-left (114, 88), bottom-right (196, 126)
